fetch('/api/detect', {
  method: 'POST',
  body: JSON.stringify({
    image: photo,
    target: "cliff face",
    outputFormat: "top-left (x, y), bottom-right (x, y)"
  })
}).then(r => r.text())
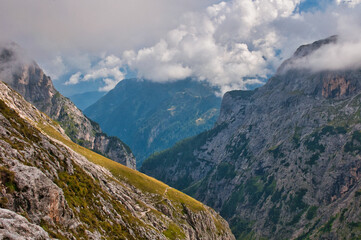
top-left (0, 42), bottom-right (136, 169)
top-left (142, 36), bottom-right (361, 239)
top-left (0, 80), bottom-right (235, 239)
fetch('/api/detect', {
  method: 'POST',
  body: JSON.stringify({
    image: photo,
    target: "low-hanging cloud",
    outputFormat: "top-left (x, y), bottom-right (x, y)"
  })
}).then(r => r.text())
top-left (283, 37), bottom-right (361, 72)
top-left (0, 41), bottom-right (35, 84)
top-left (278, 3), bottom-right (361, 73)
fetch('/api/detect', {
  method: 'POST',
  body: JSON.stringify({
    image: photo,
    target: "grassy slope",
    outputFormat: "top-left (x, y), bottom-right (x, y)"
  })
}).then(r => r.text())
top-left (39, 123), bottom-right (206, 213)
top-left (0, 81), bottom-right (229, 239)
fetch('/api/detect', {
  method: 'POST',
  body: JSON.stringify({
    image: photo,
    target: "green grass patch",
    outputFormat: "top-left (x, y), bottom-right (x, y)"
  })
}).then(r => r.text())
top-left (320, 216), bottom-right (336, 233)
top-left (0, 166), bottom-right (17, 193)
top-left (163, 222), bottom-right (186, 239)
top-left (39, 123), bottom-right (206, 213)
top-left (306, 206), bottom-right (318, 220)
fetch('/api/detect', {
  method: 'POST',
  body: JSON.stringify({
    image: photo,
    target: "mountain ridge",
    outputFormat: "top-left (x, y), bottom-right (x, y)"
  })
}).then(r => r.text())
top-left (0, 79), bottom-right (235, 239)
top-left (0, 42), bottom-right (136, 169)
top-left (142, 36), bottom-right (361, 239)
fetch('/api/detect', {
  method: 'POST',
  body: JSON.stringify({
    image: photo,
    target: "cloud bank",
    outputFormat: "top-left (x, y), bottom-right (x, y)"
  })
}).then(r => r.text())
top-left (120, 0), bottom-right (361, 93)
top-left (122, 0), bottom-right (302, 93)
top-left (1, 0), bottom-right (361, 94)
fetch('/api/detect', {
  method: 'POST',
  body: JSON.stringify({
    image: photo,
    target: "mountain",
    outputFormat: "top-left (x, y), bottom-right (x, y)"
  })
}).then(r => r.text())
top-left (0, 42), bottom-right (136, 169)
top-left (69, 91), bottom-right (105, 110)
top-left (85, 78), bottom-right (221, 166)
top-left (0, 80), bottom-right (235, 239)
top-left (142, 36), bottom-right (361, 239)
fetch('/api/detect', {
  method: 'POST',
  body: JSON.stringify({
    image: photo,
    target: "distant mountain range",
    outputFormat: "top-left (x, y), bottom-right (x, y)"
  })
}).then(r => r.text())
top-left (69, 91), bottom-right (105, 110)
top-left (142, 36), bottom-right (361, 239)
top-left (85, 78), bottom-right (222, 166)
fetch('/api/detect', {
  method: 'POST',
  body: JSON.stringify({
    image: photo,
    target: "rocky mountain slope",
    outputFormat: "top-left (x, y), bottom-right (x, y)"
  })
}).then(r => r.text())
top-left (142, 36), bottom-right (361, 239)
top-left (85, 78), bottom-right (221, 166)
top-left (0, 42), bottom-right (136, 169)
top-left (0, 80), bottom-right (234, 239)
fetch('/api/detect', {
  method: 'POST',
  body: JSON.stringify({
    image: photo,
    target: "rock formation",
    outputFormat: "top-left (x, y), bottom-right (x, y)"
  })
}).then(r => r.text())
top-left (0, 42), bottom-right (136, 169)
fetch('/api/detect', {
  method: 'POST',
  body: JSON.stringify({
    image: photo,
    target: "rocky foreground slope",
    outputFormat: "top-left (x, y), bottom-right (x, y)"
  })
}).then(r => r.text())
top-left (142, 36), bottom-right (361, 239)
top-left (0, 80), bottom-right (234, 239)
top-left (0, 42), bottom-right (136, 169)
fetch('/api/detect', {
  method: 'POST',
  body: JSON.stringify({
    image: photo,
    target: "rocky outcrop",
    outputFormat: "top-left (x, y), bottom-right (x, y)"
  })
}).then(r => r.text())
top-left (0, 208), bottom-right (51, 240)
top-left (0, 80), bottom-right (234, 239)
top-left (93, 133), bottom-right (136, 169)
top-left (142, 36), bottom-right (361, 239)
top-left (0, 42), bottom-right (136, 169)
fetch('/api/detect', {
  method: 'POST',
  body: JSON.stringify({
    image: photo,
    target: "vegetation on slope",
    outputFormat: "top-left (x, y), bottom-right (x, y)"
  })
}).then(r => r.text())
top-left (0, 91), bottom-right (233, 239)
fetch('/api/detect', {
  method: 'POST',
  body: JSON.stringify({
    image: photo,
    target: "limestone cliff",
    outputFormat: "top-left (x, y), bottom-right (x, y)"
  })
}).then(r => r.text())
top-left (0, 42), bottom-right (136, 169)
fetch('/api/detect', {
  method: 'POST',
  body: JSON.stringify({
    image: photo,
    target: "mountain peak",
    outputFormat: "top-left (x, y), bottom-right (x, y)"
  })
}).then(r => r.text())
top-left (293, 35), bottom-right (338, 58)
top-left (277, 35), bottom-right (338, 74)
top-left (0, 42), bottom-right (136, 169)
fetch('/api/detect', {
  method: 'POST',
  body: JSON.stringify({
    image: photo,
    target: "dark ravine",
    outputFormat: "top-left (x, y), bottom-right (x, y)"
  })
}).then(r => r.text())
top-left (85, 78), bottom-right (221, 166)
top-left (0, 42), bottom-right (136, 169)
top-left (0, 80), bottom-right (235, 239)
top-left (142, 36), bottom-right (361, 239)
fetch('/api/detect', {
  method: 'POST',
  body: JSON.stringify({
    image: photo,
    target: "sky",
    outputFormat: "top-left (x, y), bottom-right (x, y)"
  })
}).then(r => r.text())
top-left (1, 0), bottom-right (361, 96)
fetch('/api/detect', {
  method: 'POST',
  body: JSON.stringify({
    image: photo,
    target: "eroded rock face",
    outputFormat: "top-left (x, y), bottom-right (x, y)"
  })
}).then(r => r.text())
top-left (0, 43), bottom-right (136, 169)
top-left (0, 80), bottom-right (235, 239)
top-left (0, 208), bottom-right (50, 240)
top-left (142, 37), bottom-right (361, 239)
top-left (322, 74), bottom-right (357, 98)
top-left (93, 133), bottom-right (136, 169)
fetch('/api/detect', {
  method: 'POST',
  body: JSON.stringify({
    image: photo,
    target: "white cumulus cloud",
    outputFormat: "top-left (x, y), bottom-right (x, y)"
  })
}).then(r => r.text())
top-left (65, 55), bottom-right (125, 91)
top-left (123, 0), bottom-right (304, 93)
top-left (336, 0), bottom-right (361, 7)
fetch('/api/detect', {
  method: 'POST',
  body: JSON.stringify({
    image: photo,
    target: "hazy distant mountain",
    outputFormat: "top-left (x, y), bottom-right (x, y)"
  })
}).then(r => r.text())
top-left (85, 78), bottom-right (221, 166)
top-left (69, 91), bottom-right (105, 110)
top-left (142, 36), bottom-right (361, 239)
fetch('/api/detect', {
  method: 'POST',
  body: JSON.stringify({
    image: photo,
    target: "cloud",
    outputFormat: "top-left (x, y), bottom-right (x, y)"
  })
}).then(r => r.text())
top-left (0, 41), bottom-right (34, 84)
top-left (277, 3), bottom-right (361, 73)
top-left (283, 37), bottom-right (361, 72)
top-left (122, 0), bottom-right (305, 93)
top-left (65, 55), bottom-right (125, 91)
top-left (66, 72), bottom-right (82, 85)
top-left (2, 0), bottom-right (361, 94)
top-left (0, 0), bottom-right (215, 67)
top-left (120, 0), bottom-right (361, 93)
top-left (336, 0), bottom-right (361, 7)
top-left (99, 78), bottom-right (122, 92)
